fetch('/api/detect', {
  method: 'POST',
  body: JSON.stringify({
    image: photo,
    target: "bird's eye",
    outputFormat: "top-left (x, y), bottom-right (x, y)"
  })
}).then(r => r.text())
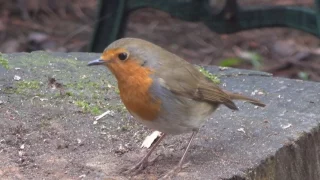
top-left (118, 52), bottom-right (128, 61)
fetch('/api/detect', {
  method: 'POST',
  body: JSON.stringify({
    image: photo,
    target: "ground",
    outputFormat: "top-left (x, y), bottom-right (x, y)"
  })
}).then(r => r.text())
top-left (1, 52), bottom-right (270, 179)
top-left (0, 1), bottom-right (320, 179)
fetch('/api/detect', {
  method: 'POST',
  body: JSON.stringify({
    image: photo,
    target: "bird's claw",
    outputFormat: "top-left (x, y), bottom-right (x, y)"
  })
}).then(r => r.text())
top-left (159, 162), bottom-right (190, 180)
top-left (159, 166), bottom-right (181, 179)
top-left (121, 159), bottom-right (148, 175)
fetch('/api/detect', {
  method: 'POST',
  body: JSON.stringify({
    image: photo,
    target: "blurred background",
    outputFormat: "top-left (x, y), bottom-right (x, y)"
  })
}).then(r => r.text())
top-left (0, 0), bottom-right (319, 81)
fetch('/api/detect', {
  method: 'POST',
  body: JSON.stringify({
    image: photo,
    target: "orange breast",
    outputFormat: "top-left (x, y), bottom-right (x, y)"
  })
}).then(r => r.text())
top-left (109, 60), bottom-right (161, 121)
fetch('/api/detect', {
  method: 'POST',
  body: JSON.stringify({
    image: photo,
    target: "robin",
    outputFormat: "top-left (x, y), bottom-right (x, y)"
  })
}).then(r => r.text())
top-left (87, 38), bottom-right (265, 176)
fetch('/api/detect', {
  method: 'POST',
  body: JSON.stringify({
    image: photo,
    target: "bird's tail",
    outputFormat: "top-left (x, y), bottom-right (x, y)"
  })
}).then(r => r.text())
top-left (227, 92), bottom-right (266, 107)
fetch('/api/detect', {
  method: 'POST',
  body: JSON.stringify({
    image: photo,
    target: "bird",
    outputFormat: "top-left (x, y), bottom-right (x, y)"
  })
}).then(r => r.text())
top-left (87, 38), bottom-right (265, 177)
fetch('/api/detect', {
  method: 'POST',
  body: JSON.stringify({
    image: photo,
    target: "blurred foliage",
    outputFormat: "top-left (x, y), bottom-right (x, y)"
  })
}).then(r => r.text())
top-left (219, 58), bottom-right (242, 67)
top-left (298, 71), bottom-right (309, 80)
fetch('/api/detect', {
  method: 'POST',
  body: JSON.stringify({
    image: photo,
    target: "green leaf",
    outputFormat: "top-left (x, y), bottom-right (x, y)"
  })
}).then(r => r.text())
top-left (235, 49), bottom-right (263, 69)
top-left (219, 58), bottom-right (242, 67)
top-left (298, 71), bottom-right (309, 80)
top-left (249, 52), bottom-right (263, 69)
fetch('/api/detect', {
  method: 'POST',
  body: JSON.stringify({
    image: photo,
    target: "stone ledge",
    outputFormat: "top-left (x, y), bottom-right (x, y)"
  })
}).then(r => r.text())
top-left (0, 52), bottom-right (319, 180)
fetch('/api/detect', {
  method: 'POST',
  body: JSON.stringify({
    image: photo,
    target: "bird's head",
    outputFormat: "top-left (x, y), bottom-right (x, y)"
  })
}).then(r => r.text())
top-left (88, 38), bottom-right (161, 81)
top-left (88, 38), bottom-right (163, 120)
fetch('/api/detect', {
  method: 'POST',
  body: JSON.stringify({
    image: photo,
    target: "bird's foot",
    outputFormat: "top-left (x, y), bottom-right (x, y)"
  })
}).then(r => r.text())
top-left (121, 155), bottom-right (160, 175)
top-left (159, 162), bottom-right (190, 179)
top-left (121, 159), bottom-right (148, 175)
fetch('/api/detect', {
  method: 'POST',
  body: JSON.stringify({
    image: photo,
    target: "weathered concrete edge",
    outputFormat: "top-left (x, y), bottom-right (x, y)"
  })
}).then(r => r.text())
top-left (1, 52), bottom-right (319, 179)
top-left (224, 124), bottom-right (320, 180)
top-left (204, 65), bottom-right (320, 180)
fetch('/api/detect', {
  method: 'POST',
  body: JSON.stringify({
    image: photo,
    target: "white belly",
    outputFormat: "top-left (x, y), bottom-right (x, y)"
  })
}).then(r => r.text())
top-left (131, 101), bottom-right (218, 135)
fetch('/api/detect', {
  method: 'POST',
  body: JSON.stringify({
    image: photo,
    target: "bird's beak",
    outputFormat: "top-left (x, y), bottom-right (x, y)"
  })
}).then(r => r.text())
top-left (87, 58), bottom-right (105, 66)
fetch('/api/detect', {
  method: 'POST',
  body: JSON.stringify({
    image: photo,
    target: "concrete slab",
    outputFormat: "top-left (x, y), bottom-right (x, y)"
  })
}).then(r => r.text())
top-left (0, 52), bottom-right (319, 180)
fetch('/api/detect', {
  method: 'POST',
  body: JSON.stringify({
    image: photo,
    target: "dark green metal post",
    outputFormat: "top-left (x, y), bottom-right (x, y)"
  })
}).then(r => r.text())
top-left (315, 0), bottom-right (320, 36)
top-left (90, 0), bottom-right (127, 52)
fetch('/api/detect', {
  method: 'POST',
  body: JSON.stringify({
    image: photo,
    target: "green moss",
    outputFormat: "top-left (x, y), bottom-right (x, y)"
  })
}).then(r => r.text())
top-left (15, 81), bottom-right (41, 94)
top-left (87, 81), bottom-right (100, 89)
top-left (65, 79), bottom-right (108, 115)
top-left (75, 100), bottom-right (102, 115)
top-left (65, 91), bottom-right (73, 96)
top-left (2, 52), bottom-right (123, 117)
top-left (2, 87), bottom-right (16, 94)
top-left (75, 100), bottom-right (90, 112)
top-left (114, 104), bottom-right (127, 114)
top-left (90, 106), bottom-right (102, 115)
top-left (17, 81), bottom-right (40, 89)
top-left (115, 88), bottom-right (120, 94)
top-left (121, 125), bottom-right (129, 131)
top-left (198, 67), bottom-right (221, 84)
top-left (92, 94), bottom-right (98, 100)
top-left (0, 54), bottom-right (10, 69)
top-left (66, 80), bottom-right (102, 91)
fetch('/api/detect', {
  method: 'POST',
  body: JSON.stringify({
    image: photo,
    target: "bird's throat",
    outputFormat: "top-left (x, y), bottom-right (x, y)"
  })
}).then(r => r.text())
top-left (108, 61), bottom-right (161, 121)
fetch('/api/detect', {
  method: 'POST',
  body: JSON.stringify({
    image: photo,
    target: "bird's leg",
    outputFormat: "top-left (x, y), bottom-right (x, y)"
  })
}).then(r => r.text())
top-left (160, 130), bottom-right (198, 179)
top-left (177, 130), bottom-right (197, 168)
top-left (124, 133), bottom-right (166, 173)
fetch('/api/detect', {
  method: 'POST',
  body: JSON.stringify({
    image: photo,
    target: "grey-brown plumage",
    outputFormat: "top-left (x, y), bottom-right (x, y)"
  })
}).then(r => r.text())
top-left (106, 38), bottom-right (265, 134)
top-left (88, 37), bottom-right (266, 176)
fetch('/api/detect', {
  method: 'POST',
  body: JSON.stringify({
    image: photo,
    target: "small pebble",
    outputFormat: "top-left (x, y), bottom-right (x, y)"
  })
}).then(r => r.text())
top-left (14, 75), bottom-right (21, 81)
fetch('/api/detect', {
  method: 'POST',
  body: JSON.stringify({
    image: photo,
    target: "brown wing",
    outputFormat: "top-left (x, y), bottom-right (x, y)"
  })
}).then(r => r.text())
top-left (155, 58), bottom-right (238, 110)
top-left (148, 42), bottom-right (264, 109)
